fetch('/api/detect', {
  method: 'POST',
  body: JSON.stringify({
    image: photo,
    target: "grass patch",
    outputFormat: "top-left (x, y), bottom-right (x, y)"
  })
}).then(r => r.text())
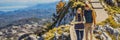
top-left (106, 32), bottom-right (116, 40)
top-left (43, 25), bottom-right (70, 40)
top-left (98, 15), bottom-right (120, 28)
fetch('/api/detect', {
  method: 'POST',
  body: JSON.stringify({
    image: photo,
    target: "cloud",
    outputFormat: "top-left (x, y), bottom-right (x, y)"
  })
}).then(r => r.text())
top-left (0, 6), bottom-right (28, 11)
top-left (0, 0), bottom-right (61, 11)
top-left (0, 6), bottom-right (28, 10)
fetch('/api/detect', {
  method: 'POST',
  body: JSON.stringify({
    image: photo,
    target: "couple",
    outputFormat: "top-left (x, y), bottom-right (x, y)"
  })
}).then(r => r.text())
top-left (74, 4), bottom-right (96, 40)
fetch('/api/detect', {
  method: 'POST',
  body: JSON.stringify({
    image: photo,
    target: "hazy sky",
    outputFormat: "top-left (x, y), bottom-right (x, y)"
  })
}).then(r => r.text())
top-left (0, 0), bottom-right (59, 3)
top-left (0, 0), bottom-right (69, 11)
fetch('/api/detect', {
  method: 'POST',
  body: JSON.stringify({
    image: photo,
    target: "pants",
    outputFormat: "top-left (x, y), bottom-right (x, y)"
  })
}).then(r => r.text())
top-left (85, 23), bottom-right (92, 31)
top-left (84, 23), bottom-right (93, 40)
top-left (75, 30), bottom-right (84, 40)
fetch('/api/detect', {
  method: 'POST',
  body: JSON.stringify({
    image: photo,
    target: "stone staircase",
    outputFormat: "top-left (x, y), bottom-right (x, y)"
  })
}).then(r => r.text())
top-left (90, 0), bottom-right (108, 23)
top-left (70, 0), bottom-right (110, 40)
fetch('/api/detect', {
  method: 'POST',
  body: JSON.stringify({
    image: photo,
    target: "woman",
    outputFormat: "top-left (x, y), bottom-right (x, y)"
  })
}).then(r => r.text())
top-left (74, 8), bottom-right (84, 40)
top-left (76, 8), bottom-right (83, 22)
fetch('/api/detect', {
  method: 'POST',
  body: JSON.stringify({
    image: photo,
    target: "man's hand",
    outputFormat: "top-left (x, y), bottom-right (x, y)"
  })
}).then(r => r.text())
top-left (94, 25), bottom-right (96, 27)
top-left (93, 24), bottom-right (96, 29)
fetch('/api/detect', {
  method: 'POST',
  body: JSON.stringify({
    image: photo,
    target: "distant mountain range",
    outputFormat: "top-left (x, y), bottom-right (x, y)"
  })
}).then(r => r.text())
top-left (0, 11), bottom-right (5, 14)
top-left (0, 2), bottom-right (58, 27)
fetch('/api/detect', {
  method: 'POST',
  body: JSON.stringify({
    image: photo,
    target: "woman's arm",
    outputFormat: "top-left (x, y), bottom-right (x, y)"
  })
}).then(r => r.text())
top-left (82, 11), bottom-right (86, 23)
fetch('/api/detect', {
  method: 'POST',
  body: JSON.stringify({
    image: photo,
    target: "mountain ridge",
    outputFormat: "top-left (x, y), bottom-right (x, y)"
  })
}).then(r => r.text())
top-left (0, 2), bottom-right (57, 27)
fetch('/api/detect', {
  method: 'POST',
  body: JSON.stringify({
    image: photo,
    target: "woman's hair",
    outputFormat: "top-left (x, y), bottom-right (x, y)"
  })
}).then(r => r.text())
top-left (77, 8), bottom-right (83, 16)
top-left (77, 8), bottom-right (82, 11)
top-left (77, 8), bottom-right (82, 13)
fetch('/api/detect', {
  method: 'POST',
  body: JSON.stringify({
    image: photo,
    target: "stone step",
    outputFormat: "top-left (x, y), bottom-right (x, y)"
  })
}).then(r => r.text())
top-left (90, 1), bottom-right (100, 3)
top-left (93, 7), bottom-right (103, 9)
top-left (90, 0), bottom-right (100, 3)
top-left (94, 9), bottom-right (108, 23)
top-left (91, 3), bottom-right (103, 9)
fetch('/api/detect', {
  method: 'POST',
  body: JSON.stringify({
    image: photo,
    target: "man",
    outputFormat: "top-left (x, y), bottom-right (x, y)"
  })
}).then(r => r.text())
top-left (117, 0), bottom-right (120, 7)
top-left (84, 4), bottom-right (96, 40)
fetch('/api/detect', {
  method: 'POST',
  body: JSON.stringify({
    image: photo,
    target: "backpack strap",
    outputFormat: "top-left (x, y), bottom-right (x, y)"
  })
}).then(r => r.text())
top-left (92, 10), bottom-right (96, 25)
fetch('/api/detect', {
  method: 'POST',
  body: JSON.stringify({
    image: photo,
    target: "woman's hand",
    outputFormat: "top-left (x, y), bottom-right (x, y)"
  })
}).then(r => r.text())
top-left (78, 21), bottom-right (83, 23)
